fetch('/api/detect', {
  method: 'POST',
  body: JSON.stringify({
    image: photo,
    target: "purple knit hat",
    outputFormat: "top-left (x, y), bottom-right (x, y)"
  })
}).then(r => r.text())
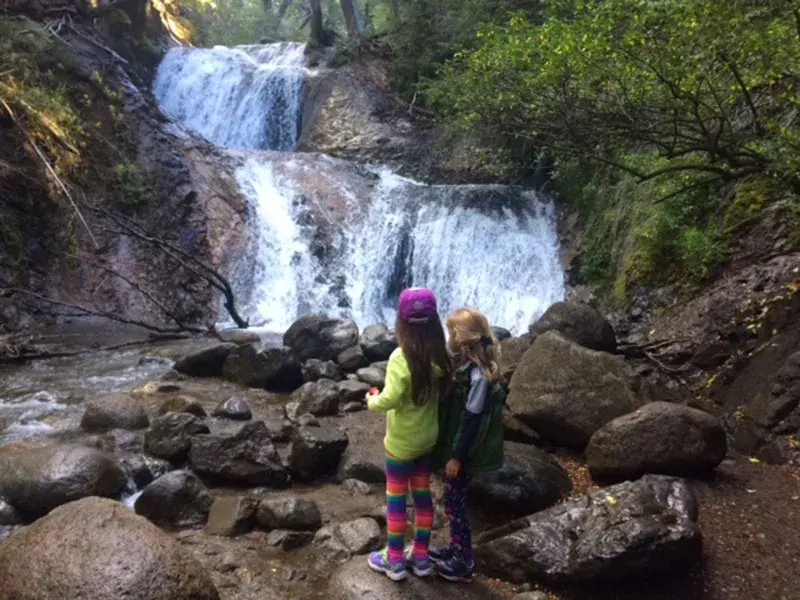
top-left (397, 288), bottom-right (439, 323)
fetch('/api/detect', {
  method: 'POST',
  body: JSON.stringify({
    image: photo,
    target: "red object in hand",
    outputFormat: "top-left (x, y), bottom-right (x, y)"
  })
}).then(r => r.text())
top-left (369, 387), bottom-right (379, 395)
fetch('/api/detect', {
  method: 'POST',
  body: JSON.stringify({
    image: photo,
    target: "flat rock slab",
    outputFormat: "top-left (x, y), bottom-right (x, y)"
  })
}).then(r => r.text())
top-left (330, 558), bottom-right (503, 600)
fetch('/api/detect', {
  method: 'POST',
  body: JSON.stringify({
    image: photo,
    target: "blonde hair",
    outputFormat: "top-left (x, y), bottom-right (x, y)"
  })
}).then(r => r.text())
top-left (445, 307), bottom-right (504, 383)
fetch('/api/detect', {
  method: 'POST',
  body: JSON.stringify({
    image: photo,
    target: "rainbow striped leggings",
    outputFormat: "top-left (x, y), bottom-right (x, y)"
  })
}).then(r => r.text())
top-left (385, 452), bottom-right (434, 564)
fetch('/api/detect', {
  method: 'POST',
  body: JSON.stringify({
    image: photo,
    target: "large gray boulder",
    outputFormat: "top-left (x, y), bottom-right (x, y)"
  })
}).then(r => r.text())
top-left (80, 394), bottom-right (149, 432)
top-left (302, 359), bottom-right (343, 382)
top-left (134, 471), bottom-right (214, 527)
top-left (508, 332), bottom-right (642, 447)
top-left (586, 402), bottom-right (727, 482)
top-left (0, 497), bottom-right (219, 600)
top-left (314, 518), bottom-right (383, 562)
top-left (256, 497), bottom-right (322, 531)
top-left (144, 413), bottom-right (210, 462)
top-left (499, 336), bottom-right (532, 382)
top-left (289, 426), bottom-right (349, 481)
top-left (0, 444), bottom-right (126, 521)
top-left (475, 475), bottom-right (700, 583)
top-left (530, 301), bottom-right (616, 353)
top-left (189, 421), bottom-right (289, 487)
top-left (206, 495), bottom-right (258, 537)
top-left (284, 315), bottom-right (360, 362)
top-left (359, 324), bottom-right (397, 362)
top-left (469, 443), bottom-right (571, 517)
top-left (221, 344), bottom-right (302, 390)
top-left (288, 379), bottom-right (340, 417)
top-left (173, 344), bottom-right (235, 377)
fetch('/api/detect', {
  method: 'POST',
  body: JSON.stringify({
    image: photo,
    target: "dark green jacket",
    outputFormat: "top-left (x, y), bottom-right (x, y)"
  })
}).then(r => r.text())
top-left (432, 364), bottom-right (505, 474)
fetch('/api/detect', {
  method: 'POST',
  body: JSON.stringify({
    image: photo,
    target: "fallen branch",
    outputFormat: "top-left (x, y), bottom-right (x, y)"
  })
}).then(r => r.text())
top-left (0, 334), bottom-right (191, 364)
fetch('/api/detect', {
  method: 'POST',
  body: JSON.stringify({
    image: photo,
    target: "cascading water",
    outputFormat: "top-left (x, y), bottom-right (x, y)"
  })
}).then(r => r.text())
top-left (153, 43), bottom-right (306, 150)
top-left (153, 43), bottom-right (565, 334)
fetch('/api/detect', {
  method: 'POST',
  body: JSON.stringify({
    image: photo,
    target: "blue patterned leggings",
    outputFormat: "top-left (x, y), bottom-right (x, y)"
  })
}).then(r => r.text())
top-left (444, 472), bottom-right (473, 564)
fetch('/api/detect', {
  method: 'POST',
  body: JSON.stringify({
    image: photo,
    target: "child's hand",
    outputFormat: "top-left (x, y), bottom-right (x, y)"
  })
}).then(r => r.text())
top-left (445, 459), bottom-right (463, 480)
top-left (365, 387), bottom-right (380, 402)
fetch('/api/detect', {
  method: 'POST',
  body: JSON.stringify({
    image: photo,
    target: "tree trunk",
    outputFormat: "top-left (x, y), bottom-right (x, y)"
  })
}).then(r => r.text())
top-left (391, 0), bottom-right (399, 19)
top-left (309, 0), bottom-right (325, 45)
top-left (340, 0), bottom-right (362, 37)
top-left (278, 0), bottom-right (294, 19)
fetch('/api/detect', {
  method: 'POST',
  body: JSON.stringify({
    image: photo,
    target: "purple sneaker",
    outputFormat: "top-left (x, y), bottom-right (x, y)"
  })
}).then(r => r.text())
top-left (403, 547), bottom-right (433, 577)
top-left (368, 549), bottom-right (407, 581)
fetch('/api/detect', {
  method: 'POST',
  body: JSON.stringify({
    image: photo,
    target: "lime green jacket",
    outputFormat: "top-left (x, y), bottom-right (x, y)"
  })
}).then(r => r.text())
top-left (367, 347), bottom-right (442, 460)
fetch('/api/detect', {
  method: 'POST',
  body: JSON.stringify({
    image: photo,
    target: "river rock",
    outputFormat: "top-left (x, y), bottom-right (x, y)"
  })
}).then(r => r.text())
top-left (221, 344), bottom-right (302, 390)
top-left (134, 471), bottom-right (214, 527)
top-left (118, 452), bottom-right (171, 490)
top-left (0, 444), bottom-right (126, 521)
top-left (289, 426), bottom-right (349, 481)
top-left (469, 443), bottom-right (571, 516)
top-left (475, 475), bottom-right (700, 583)
top-left (0, 497), bottom-right (219, 600)
top-left (342, 478), bottom-right (373, 496)
top-left (337, 449), bottom-right (385, 484)
top-left (337, 379), bottom-right (371, 405)
top-left (158, 395), bottom-right (207, 417)
top-left (359, 324), bottom-right (397, 362)
top-left (315, 517), bottom-right (382, 561)
top-left (492, 326), bottom-right (513, 341)
top-left (530, 301), bottom-right (617, 353)
top-left (189, 421), bottom-right (289, 487)
top-left (302, 358), bottom-right (343, 382)
top-left (355, 366), bottom-right (385, 388)
top-left (329, 556), bottom-right (503, 599)
top-left (586, 402), bottom-right (727, 482)
top-left (508, 332), bottom-right (642, 447)
top-left (211, 395), bottom-right (252, 420)
top-left (206, 495), bottom-right (258, 536)
top-left (0, 498), bottom-right (21, 526)
top-left (337, 345), bottom-right (368, 371)
top-left (289, 379), bottom-right (340, 416)
top-left (173, 344), bottom-right (235, 377)
top-left (144, 413), bottom-right (210, 461)
top-left (515, 593), bottom-right (548, 600)
top-left (267, 529), bottom-right (315, 550)
top-left (80, 394), bottom-right (149, 432)
top-left (256, 497), bottom-right (322, 531)
top-left (284, 315), bottom-right (360, 361)
top-left (499, 336), bottom-right (533, 381)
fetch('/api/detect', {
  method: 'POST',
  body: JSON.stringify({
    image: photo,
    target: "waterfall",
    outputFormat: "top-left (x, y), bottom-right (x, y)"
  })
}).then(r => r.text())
top-left (152, 43), bottom-right (306, 150)
top-left (154, 44), bottom-right (565, 335)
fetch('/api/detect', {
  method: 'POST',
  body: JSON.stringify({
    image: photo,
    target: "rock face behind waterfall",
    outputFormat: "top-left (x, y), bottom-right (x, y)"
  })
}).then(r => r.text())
top-left (0, 497), bottom-right (219, 600)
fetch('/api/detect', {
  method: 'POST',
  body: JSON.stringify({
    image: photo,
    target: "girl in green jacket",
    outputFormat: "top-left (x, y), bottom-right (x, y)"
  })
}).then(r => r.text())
top-left (431, 307), bottom-right (506, 583)
top-left (365, 288), bottom-right (452, 582)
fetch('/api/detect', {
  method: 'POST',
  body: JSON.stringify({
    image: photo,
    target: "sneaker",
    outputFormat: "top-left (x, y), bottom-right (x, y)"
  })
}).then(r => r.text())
top-left (434, 555), bottom-right (475, 583)
top-left (367, 549), bottom-right (407, 582)
top-left (403, 547), bottom-right (433, 577)
top-left (428, 545), bottom-right (456, 563)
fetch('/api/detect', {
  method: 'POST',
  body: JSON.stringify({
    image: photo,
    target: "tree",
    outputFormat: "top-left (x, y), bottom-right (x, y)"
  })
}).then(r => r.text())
top-left (340, 0), bottom-right (363, 36)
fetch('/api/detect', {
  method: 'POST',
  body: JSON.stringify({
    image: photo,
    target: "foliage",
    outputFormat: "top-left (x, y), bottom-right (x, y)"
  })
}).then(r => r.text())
top-left (112, 163), bottom-right (156, 213)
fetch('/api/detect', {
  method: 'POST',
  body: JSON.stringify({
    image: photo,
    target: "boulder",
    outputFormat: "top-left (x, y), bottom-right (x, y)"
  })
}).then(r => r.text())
top-left (173, 344), bottom-right (235, 377)
top-left (314, 518), bottom-right (382, 561)
top-left (503, 412), bottom-right (541, 445)
top-left (289, 426), bottom-right (349, 481)
top-left (266, 529), bottom-right (315, 550)
top-left (206, 495), bottom-right (258, 537)
top-left (211, 395), bottom-right (252, 421)
top-left (0, 497), bottom-right (219, 600)
top-left (134, 471), bottom-right (214, 527)
top-left (0, 444), bottom-right (126, 521)
top-left (774, 351), bottom-right (800, 398)
top-left (342, 479), bottom-right (373, 496)
top-left (144, 413), bottom-right (210, 461)
top-left (289, 379), bottom-right (340, 417)
top-left (189, 421), bottom-right (289, 487)
top-left (337, 449), bottom-right (385, 484)
top-left (341, 401), bottom-right (364, 413)
top-left (118, 453), bottom-right (171, 490)
top-left (475, 475), bottom-right (700, 583)
top-left (337, 380), bottom-right (371, 405)
top-left (158, 395), bottom-right (207, 417)
top-left (499, 336), bottom-right (532, 381)
top-left (80, 394), bottom-right (149, 432)
top-left (329, 556), bottom-right (503, 599)
top-left (221, 344), bottom-right (302, 390)
top-left (337, 346), bottom-right (368, 371)
top-left (359, 324), bottom-right (397, 362)
top-left (530, 301), bottom-right (616, 353)
top-left (356, 366), bottom-right (385, 388)
top-left (0, 498), bottom-right (21, 526)
top-left (284, 315), bottom-right (360, 362)
top-left (256, 497), bottom-right (322, 531)
top-left (491, 326), bottom-right (513, 342)
top-left (302, 359), bottom-right (343, 382)
top-left (586, 402), bottom-right (727, 482)
top-left (469, 443), bottom-right (571, 517)
top-left (508, 332), bottom-right (642, 447)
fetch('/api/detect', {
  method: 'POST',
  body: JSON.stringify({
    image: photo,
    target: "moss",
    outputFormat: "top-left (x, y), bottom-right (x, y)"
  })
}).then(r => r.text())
top-left (112, 162), bottom-right (156, 213)
top-left (723, 176), bottom-right (776, 231)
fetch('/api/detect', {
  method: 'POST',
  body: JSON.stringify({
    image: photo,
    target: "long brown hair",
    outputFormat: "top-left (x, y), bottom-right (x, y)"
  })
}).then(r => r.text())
top-left (445, 307), bottom-right (504, 383)
top-left (395, 313), bottom-right (453, 406)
